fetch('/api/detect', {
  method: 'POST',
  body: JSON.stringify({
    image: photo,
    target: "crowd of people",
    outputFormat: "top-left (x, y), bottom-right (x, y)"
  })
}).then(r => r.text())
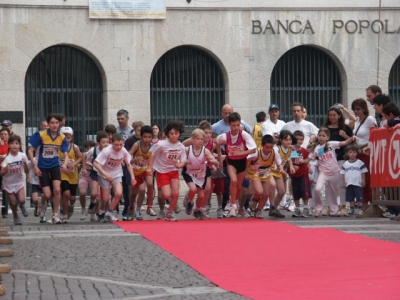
top-left (0, 84), bottom-right (399, 224)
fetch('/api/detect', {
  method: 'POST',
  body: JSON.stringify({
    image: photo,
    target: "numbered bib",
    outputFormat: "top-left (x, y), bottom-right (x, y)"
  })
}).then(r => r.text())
top-left (165, 149), bottom-right (182, 163)
top-left (43, 145), bottom-right (58, 159)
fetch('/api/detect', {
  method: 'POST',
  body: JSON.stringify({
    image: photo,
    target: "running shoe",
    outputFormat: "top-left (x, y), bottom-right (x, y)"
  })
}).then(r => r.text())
top-left (292, 208), bottom-right (301, 218)
top-left (174, 205), bottom-right (181, 214)
top-left (68, 205), bottom-right (74, 219)
top-left (383, 211), bottom-right (395, 218)
top-left (13, 216), bottom-right (22, 225)
top-left (90, 214), bottom-right (98, 222)
top-left (301, 208), bottom-right (309, 218)
top-left (238, 208), bottom-right (250, 218)
top-left (217, 208), bottom-right (224, 218)
top-left (200, 209), bottom-right (210, 219)
top-left (254, 209), bottom-right (263, 219)
top-left (105, 211), bottom-right (118, 222)
top-left (20, 204), bottom-right (29, 217)
top-left (269, 208), bottom-right (285, 218)
top-left (80, 208), bottom-right (88, 220)
top-left (156, 210), bottom-right (165, 220)
top-left (185, 201), bottom-right (194, 215)
top-left (345, 208), bottom-right (355, 217)
top-left (135, 210), bottom-right (143, 220)
top-left (60, 214), bottom-right (68, 223)
top-left (40, 215), bottom-right (46, 223)
top-left (165, 211), bottom-right (177, 222)
top-left (146, 207), bottom-right (156, 216)
top-left (249, 197), bottom-right (258, 212)
top-left (193, 209), bottom-right (203, 220)
top-left (263, 203), bottom-right (270, 211)
top-left (88, 202), bottom-right (96, 214)
top-left (52, 214), bottom-right (62, 224)
top-left (97, 212), bottom-right (105, 222)
top-left (34, 205), bottom-right (39, 217)
top-left (228, 206), bottom-right (237, 217)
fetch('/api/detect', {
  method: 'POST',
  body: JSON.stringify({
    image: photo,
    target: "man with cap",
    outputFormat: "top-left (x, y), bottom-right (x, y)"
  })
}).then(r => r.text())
top-left (1, 120), bottom-right (14, 136)
top-left (264, 104), bottom-right (286, 142)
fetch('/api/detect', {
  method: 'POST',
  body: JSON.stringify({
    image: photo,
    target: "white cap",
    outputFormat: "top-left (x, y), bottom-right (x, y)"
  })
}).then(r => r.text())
top-left (60, 126), bottom-right (73, 135)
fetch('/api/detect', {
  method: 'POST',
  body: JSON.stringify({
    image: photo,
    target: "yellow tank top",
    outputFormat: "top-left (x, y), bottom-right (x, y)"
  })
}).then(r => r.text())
top-left (132, 141), bottom-right (152, 176)
top-left (252, 124), bottom-right (263, 149)
top-left (247, 148), bottom-right (275, 181)
top-left (271, 145), bottom-right (292, 178)
top-left (59, 143), bottom-right (79, 184)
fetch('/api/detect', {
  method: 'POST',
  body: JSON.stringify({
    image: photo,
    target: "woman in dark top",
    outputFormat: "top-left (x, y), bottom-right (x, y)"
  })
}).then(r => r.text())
top-left (324, 105), bottom-right (354, 216)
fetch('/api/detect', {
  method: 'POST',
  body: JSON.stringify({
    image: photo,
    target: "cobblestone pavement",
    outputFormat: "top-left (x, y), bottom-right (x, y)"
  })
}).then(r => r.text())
top-left (0, 194), bottom-right (399, 299)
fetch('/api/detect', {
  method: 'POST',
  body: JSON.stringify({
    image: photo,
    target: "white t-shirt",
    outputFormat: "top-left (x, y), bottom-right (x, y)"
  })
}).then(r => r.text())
top-left (2, 152), bottom-right (28, 186)
top-left (150, 139), bottom-right (186, 174)
top-left (309, 141), bottom-right (341, 176)
top-left (281, 120), bottom-right (319, 147)
top-left (216, 130), bottom-right (257, 157)
top-left (95, 145), bottom-right (131, 178)
top-left (340, 159), bottom-right (368, 187)
top-left (263, 119), bottom-right (286, 136)
top-left (353, 116), bottom-right (376, 145)
top-left (27, 158), bottom-right (39, 185)
top-left (86, 146), bottom-right (103, 173)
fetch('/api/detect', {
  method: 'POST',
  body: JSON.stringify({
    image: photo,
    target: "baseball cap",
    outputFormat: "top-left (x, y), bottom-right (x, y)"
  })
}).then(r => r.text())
top-left (269, 104), bottom-right (280, 111)
top-left (60, 126), bottom-right (73, 135)
top-left (1, 120), bottom-right (12, 127)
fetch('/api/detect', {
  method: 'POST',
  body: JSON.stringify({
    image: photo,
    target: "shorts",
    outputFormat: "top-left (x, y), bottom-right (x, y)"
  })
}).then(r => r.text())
top-left (227, 157), bottom-right (247, 174)
top-left (98, 176), bottom-right (122, 190)
top-left (291, 175), bottom-right (311, 201)
top-left (40, 166), bottom-right (61, 188)
top-left (156, 171), bottom-right (179, 188)
top-left (90, 170), bottom-right (98, 181)
top-left (134, 173), bottom-right (146, 187)
top-left (212, 177), bottom-right (225, 195)
top-left (79, 174), bottom-right (93, 189)
top-left (346, 185), bottom-right (363, 202)
top-left (2, 182), bottom-right (24, 194)
top-left (31, 184), bottom-right (42, 194)
top-left (61, 180), bottom-right (78, 196)
top-left (182, 167), bottom-right (211, 189)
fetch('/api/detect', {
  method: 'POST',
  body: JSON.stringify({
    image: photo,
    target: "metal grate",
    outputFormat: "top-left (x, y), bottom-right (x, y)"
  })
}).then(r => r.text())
top-left (150, 46), bottom-right (225, 135)
top-left (389, 56), bottom-right (400, 105)
top-left (25, 45), bottom-right (103, 150)
top-left (270, 46), bottom-right (342, 127)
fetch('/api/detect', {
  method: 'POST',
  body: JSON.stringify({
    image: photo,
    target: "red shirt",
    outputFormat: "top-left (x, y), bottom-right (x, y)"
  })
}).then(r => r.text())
top-left (290, 147), bottom-right (309, 178)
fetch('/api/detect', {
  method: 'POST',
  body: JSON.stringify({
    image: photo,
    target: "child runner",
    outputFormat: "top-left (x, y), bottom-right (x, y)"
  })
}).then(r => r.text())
top-left (179, 129), bottom-right (218, 220)
top-left (340, 144), bottom-right (367, 216)
top-left (302, 127), bottom-right (357, 217)
top-left (269, 130), bottom-right (295, 218)
top-left (146, 120), bottom-right (186, 221)
top-left (0, 135), bottom-right (29, 225)
top-left (247, 135), bottom-right (282, 218)
top-left (28, 113), bottom-right (69, 224)
top-left (82, 131), bottom-right (109, 222)
top-left (78, 140), bottom-right (96, 220)
top-left (216, 112), bottom-right (257, 217)
top-left (128, 125), bottom-right (155, 220)
top-left (93, 133), bottom-right (136, 222)
top-left (27, 157), bottom-right (41, 218)
top-left (290, 131), bottom-right (312, 218)
top-left (59, 127), bottom-right (83, 223)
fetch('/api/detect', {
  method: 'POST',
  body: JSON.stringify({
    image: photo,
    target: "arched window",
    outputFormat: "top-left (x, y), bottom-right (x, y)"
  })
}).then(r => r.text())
top-left (150, 46), bottom-right (224, 133)
top-left (25, 45), bottom-right (103, 148)
top-left (389, 56), bottom-right (400, 105)
top-left (270, 46), bottom-right (342, 126)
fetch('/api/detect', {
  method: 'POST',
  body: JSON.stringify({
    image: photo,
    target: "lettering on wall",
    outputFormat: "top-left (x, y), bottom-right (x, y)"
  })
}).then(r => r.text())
top-left (251, 19), bottom-right (400, 34)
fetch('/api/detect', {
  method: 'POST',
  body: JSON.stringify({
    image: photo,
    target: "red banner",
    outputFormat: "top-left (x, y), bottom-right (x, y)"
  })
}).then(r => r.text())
top-left (369, 127), bottom-right (400, 188)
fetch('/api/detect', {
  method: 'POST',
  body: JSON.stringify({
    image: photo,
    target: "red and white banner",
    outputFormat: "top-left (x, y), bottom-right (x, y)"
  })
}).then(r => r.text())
top-left (369, 127), bottom-right (400, 188)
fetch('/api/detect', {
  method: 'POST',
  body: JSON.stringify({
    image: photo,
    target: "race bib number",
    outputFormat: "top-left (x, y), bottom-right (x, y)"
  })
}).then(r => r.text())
top-left (188, 168), bottom-right (206, 179)
top-left (165, 149), bottom-right (182, 162)
top-left (43, 145), bottom-right (58, 159)
top-left (9, 161), bottom-right (22, 174)
top-left (133, 158), bottom-right (148, 170)
top-left (227, 144), bottom-right (245, 155)
top-left (106, 157), bottom-right (122, 168)
top-left (257, 166), bottom-right (270, 178)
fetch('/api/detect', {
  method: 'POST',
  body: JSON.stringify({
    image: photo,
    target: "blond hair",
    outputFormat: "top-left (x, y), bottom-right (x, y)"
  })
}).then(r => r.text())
top-left (191, 128), bottom-right (205, 139)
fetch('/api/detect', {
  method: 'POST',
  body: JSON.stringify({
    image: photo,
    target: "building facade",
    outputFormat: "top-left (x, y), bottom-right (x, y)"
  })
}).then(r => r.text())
top-left (0, 0), bottom-right (399, 147)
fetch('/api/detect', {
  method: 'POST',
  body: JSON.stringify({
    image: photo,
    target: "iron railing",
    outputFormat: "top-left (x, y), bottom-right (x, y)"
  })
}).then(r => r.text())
top-left (389, 56), bottom-right (400, 105)
top-left (25, 45), bottom-right (103, 150)
top-left (270, 46), bottom-right (342, 127)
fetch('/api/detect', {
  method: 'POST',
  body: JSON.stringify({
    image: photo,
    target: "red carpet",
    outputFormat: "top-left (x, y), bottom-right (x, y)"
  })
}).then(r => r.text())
top-left (118, 219), bottom-right (400, 300)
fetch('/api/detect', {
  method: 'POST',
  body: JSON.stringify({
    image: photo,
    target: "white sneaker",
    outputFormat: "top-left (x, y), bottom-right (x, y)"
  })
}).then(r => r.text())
top-left (229, 206), bottom-right (237, 217)
top-left (52, 214), bottom-right (62, 224)
top-left (90, 214), bottom-right (98, 222)
top-left (105, 211), bottom-right (118, 221)
top-left (80, 208), bottom-right (88, 220)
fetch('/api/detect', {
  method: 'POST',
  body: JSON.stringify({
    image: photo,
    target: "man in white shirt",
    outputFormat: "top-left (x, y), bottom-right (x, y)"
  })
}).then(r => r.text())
top-left (264, 104), bottom-right (286, 141)
top-left (281, 102), bottom-right (318, 148)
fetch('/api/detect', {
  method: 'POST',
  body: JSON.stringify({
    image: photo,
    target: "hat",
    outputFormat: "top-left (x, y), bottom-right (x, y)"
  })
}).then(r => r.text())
top-left (1, 120), bottom-right (12, 127)
top-left (269, 104), bottom-right (280, 111)
top-left (60, 126), bottom-right (73, 135)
